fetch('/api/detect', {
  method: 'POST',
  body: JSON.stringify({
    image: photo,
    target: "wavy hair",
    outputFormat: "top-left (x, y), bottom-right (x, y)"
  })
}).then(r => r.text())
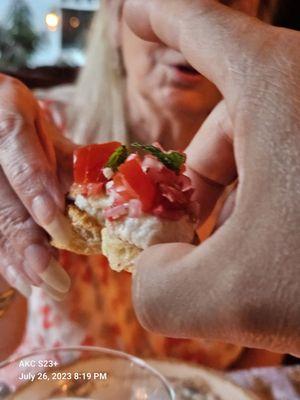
top-left (68, 0), bottom-right (127, 145)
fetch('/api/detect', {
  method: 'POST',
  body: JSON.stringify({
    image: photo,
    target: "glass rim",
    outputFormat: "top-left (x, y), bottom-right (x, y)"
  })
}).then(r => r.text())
top-left (0, 345), bottom-right (176, 399)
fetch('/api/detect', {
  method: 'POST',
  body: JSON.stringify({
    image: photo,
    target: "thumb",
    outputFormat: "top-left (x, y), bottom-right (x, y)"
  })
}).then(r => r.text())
top-left (185, 100), bottom-right (236, 224)
top-left (124, 0), bottom-right (268, 98)
top-left (132, 237), bottom-right (241, 342)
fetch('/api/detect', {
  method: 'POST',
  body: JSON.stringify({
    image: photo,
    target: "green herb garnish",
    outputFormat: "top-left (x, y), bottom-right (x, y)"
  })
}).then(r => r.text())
top-left (105, 145), bottom-right (129, 171)
top-left (131, 143), bottom-right (186, 173)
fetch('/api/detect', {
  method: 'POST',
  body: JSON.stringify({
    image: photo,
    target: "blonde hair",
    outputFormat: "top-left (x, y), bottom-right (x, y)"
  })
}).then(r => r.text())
top-left (67, 0), bottom-right (127, 145)
top-left (68, 0), bottom-right (279, 145)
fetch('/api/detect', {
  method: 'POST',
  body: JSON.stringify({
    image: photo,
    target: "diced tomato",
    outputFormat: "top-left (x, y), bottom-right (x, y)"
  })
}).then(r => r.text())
top-left (118, 158), bottom-right (157, 211)
top-left (74, 142), bottom-right (121, 184)
top-left (112, 172), bottom-right (137, 202)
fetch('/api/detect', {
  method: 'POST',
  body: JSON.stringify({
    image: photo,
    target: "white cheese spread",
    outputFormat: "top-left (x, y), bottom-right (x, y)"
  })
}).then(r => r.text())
top-left (75, 194), bottom-right (195, 249)
top-left (106, 214), bottom-right (195, 249)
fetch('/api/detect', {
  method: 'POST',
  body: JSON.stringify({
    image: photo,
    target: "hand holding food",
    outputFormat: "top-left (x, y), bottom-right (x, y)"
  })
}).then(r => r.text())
top-left (0, 74), bottom-right (72, 299)
top-left (124, 0), bottom-right (300, 355)
top-left (53, 141), bottom-right (199, 272)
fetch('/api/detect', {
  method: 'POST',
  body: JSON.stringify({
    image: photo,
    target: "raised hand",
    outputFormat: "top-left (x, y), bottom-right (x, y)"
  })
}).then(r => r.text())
top-left (125, 0), bottom-right (300, 355)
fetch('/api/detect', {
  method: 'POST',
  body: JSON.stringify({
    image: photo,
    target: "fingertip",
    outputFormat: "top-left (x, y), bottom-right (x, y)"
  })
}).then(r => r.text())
top-left (31, 193), bottom-right (58, 226)
top-left (24, 243), bottom-right (71, 293)
top-left (41, 283), bottom-right (68, 302)
top-left (44, 212), bottom-right (74, 247)
top-left (40, 258), bottom-right (71, 294)
top-left (124, 0), bottom-right (160, 42)
top-left (31, 192), bottom-right (72, 246)
top-left (24, 243), bottom-right (51, 271)
top-left (16, 281), bottom-right (32, 299)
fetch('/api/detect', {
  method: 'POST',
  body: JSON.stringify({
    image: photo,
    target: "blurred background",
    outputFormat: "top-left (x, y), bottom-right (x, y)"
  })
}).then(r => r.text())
top-left (0, 0), bottom-right (100, 87)
top-left (0, 0), bottom-right (299, 88)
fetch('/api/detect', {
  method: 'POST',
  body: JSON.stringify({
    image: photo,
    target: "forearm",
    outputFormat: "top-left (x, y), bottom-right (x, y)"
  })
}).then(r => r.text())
top-left (0, 277), bottom-right (27, 361)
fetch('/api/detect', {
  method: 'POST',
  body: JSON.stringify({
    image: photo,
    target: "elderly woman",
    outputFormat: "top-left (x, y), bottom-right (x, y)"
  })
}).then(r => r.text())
top-left (0, 0), bottom-right (282, 368)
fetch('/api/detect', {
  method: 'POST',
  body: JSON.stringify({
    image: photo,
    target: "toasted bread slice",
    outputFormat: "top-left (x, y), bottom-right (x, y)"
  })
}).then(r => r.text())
top-left (52, 204), bottom-right (102, 255)
top-left (101, 227), bottom-right (141, 273)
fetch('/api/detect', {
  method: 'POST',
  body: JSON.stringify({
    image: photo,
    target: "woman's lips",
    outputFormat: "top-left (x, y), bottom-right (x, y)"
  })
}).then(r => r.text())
top-left (167, 63), bottom-right (203, 85)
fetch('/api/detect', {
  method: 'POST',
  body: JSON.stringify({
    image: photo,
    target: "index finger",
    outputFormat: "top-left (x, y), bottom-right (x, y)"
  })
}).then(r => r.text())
top-left (124, 0), bottom-right (264, 98)
top-left (0, 84), bottom-right (72, 244)
top-left (0, 112), bottom-right (65, 229)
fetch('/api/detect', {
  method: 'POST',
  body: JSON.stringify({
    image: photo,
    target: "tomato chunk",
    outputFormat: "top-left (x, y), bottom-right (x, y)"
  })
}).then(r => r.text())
top-left (118, 158), bottom-right (156, 211)
top-left (112, 172), bottom-right (137, 203)
top-left (74, 142), bottom-right (121, 184)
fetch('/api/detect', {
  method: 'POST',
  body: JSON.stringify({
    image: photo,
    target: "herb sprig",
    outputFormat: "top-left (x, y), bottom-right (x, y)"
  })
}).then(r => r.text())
top-left (131, 143), bottom-right (186, 173)
top-left (105, 145), bottom-right (129, 171)
top-left (105, 143), bottom-right (186, 173)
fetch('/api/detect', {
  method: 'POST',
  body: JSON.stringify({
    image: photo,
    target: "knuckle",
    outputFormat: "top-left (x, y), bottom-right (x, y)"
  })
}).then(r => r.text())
top-left (9, 159), bottom-right (42, 189)
top-left (0, 205), bottom-right (41, 247)
top-left (0, 204), bottom-right (28, 235)
top-left (7, 153), bottom-right (53, 199)
top-left (3, 156), bottom-right (53, 204)
top-left (0, 112), bottom-right (24, 143)
top-left (0, 122), bottom-right (50, 197)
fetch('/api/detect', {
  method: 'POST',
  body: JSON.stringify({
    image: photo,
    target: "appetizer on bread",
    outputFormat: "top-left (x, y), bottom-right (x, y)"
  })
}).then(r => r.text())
top-left (53, 142), bottom-right (199, 272)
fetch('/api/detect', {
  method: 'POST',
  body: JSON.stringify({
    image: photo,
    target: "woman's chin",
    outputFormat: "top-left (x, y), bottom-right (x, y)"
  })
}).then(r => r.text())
top-left (157, 87), bottom-right (215, 115)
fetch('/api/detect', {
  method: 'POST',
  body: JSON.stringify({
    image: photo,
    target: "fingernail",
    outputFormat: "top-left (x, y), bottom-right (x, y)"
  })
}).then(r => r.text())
top-left (32, 194), bottom-right (56, 226)
top-left (6, 266), bottom-right (32, 298)
top-left (24, 244), bottom-right (51, 274)
top-left (39, 258), bottom-right (71, 293)
top-left (41, 283), bottom-right (67, 302)
top-left (45, 213), bottom-right (73, 246)
top-left (32, 194), bottom-right (73, 245)
top-left (23, 262), bottom-right (43, 286)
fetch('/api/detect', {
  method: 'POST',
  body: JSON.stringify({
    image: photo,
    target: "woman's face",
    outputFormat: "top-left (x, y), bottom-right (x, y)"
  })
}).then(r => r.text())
top-left (120, 0), bottom-right (261, 120)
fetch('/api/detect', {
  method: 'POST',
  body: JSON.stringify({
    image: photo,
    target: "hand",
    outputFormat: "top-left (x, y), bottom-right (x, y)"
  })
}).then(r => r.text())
top-left (0, 74), bottom-right (74, 300)
top-left (125, 0), bottom-right (300, 355)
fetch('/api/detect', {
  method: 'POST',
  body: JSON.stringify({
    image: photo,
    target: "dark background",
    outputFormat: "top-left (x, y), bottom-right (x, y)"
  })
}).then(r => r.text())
top-left (275, 0), bottom-right (300, 30)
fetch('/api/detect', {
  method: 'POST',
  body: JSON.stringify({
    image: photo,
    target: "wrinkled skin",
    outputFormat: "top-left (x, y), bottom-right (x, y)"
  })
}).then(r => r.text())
top-left (125, 0), bottom-right (300, 355)
top-left (0, 75), bottom-right (74, 299)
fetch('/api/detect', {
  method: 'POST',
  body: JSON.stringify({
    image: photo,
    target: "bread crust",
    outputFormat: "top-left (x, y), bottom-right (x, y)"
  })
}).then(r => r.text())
top-left (51, 204), bottom-right (102, 255)
top-left (52, 205), bottom-right (140, 272)
top-left (101, 227), bottom-right (141, 273)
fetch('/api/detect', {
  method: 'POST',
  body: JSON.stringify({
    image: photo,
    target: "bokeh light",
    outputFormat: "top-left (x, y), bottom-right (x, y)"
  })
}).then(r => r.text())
top-left (69, 16), bottom-right (80, 29)
top-left (45, 12), bottom-right (60, 31)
